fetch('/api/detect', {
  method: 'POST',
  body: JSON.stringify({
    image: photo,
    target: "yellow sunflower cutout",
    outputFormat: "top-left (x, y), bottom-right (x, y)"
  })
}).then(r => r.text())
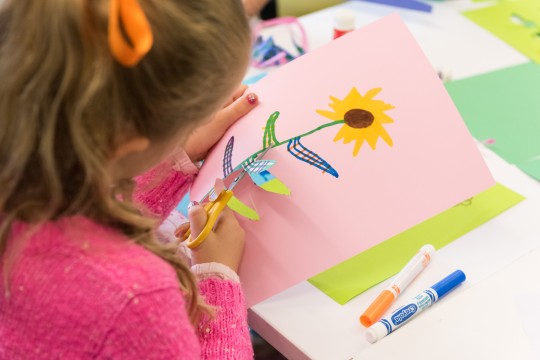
top-left (316, 87), bottom-right (395, 156)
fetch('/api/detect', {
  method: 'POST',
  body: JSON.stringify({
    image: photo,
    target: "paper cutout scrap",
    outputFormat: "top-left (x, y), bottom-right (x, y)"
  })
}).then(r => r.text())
top-left (209, 178), bottom-right (226, 201)
top-left (463, 0), bottom-right (540, 64)
top-left (242, 159), bottom-right (276, 174)
top-left (308, 183), bottom-right (524, 304)
top-left (250, 170), bottom-right (291, 195)
top-left (227, 195), bottom-right (260, 221)
top-left (445, 62), bottom-right (540, 180)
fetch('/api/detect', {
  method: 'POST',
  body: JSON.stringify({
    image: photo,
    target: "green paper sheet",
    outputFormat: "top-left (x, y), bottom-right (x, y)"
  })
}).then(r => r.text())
top-left (260, 178), bottom-right (291, 195)
top-left (227, 195), bottom-right (260, 221)
top-left (445, 62), bottom-right (540, 180)
top-left (463, 0), bottom-right (540, 63)
top-left (308, 183), bottom-right (524, 304)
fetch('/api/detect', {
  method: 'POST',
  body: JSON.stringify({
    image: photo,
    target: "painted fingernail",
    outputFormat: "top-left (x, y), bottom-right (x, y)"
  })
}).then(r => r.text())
top-left (246, 93), bottom-right (258, 105)
top-left (187, 201), bottom-right (199, 210)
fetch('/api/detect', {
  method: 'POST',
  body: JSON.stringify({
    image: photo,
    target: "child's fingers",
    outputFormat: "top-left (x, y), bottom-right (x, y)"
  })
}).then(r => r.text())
top-left (187, 204), bottom-right (208, 238)
top-left (190, 207), bottom-right (245, 271)
top-left (174, 222), bottom-right (190, 238)
top-left (231, 84), bottom-right (248, 102)
top-left (217, 92), bottom-right (259, 129)
top-left (215, 207), bottom-right (236, 225)
top-left (214, 207), bottom-right (242, 236)
top-left (223, 85), bottom-right (247, 107)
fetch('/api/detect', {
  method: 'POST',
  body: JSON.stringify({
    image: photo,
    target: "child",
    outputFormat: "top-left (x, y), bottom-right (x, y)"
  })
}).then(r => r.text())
top-left (0, 0), bottom-right (259, 358)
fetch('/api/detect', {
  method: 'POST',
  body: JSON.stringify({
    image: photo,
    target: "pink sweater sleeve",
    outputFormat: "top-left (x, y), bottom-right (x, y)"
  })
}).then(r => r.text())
top-left (134, 150), bottom-right (198, 221)
top-left (197, 278), bottom-right (254, 359)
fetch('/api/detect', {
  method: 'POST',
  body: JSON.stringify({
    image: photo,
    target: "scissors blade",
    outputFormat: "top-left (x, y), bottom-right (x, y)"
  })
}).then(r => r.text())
top-left (227, 169), bottom-right (248, 192)
top-left (228, 147), bottom-right (272, 192)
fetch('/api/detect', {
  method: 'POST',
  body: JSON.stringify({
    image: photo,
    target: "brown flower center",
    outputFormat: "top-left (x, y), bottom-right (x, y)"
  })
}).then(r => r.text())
top-left (344, 109), bottom-right (374, 129)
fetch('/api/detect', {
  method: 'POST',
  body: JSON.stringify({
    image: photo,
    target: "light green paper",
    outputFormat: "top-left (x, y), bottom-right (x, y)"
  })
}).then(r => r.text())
top-left (308, 183), bottom-right (524, 304)
top-left (259, 178), bottom-right (291, 195)
top-left (463, 0), bottom-right (540, 63)
top-left (517, 157), bottom-right (540, 179)
top-left (227, 195), bottom-right (260, 221)
top-left (445, 62), bottom-right (540, 179)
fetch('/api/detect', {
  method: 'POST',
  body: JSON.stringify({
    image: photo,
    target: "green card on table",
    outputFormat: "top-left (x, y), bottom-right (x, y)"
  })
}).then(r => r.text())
top-left (446, 62), bottom-right (540, 180)
top-left (308, 183), bottom-right (524, 304)
top-left (463, 0), bottom-right (540, 64)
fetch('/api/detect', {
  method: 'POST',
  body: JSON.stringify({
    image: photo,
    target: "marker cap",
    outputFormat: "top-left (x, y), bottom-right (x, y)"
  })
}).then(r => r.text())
top-left (431, 270), bottom-right (466, 299)
top-left (360, 290), bottom-right (395, 327)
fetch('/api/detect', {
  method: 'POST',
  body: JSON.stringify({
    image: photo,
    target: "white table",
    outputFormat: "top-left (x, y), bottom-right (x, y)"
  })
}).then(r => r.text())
top-left (248, 1), bottom-right (540, 359)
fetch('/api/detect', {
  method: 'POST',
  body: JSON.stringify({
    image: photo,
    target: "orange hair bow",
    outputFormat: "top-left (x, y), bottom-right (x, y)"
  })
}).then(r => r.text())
top-left (108, 0), bottom-right (154, 67)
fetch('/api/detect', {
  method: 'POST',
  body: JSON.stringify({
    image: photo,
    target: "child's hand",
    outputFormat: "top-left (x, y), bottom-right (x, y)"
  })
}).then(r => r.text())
top-left (184, 85), bottom-right (259, 162)
top-left (185, 203), bottom-right (246, 272)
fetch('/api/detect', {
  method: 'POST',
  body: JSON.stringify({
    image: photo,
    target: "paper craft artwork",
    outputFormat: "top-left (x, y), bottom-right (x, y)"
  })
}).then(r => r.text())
top-left (309, 183), bottom-right (524, 304)
top-left (446, 62), bottom-right (540, 180)
top-left (190, 14), bottom-right (494, 307)
top-left (463, 0), bottom-right (540, 64)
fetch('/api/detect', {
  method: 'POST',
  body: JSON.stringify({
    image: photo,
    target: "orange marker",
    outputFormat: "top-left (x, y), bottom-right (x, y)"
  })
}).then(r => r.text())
top-left (360, 244), bottom-right (435, 327)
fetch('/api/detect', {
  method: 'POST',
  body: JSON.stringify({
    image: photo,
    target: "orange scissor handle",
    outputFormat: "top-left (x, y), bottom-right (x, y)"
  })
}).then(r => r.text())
top-left (182, 190), bottom-right (234, 249)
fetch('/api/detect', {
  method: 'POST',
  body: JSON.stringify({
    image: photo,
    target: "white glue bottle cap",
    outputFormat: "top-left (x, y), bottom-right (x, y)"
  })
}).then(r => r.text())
top-left (333, 9), bottom-right (356, 39)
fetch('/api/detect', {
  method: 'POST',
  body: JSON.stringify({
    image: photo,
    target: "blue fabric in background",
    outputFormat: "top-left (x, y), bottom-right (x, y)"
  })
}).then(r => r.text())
top-left (243, 72), bottom-right (268, 86)
top-left (176, 192), bottom-right (190, 216)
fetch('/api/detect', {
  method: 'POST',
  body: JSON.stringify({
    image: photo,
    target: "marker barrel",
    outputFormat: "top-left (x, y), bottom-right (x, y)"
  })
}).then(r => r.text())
top-left (366, 270), bottom-right (466, 344)
top-left (360, 244), bottom-right (435, 327)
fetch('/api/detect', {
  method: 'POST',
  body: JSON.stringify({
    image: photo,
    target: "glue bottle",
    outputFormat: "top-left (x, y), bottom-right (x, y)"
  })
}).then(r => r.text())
top-left (333, 9), bottom-right (356, 39)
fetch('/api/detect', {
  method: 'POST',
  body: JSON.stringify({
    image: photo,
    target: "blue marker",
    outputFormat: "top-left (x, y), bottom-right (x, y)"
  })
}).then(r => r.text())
top-left (366, 270), bottom-right (466, 344)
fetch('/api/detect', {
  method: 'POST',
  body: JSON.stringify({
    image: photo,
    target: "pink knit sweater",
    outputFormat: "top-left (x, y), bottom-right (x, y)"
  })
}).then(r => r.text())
top-left (0, 159), bottom-right (254, 359)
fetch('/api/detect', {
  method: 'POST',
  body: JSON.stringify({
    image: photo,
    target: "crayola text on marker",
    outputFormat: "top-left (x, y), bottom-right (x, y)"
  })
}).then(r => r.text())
top-left (366, 270), bottom-right (466, 344)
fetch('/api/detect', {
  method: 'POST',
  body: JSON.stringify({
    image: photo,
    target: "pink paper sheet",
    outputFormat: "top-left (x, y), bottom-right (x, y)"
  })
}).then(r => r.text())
top-left (191, 14), bottom-right (494, 307)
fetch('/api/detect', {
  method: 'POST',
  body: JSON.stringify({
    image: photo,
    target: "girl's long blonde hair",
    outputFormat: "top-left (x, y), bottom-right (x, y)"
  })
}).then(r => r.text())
top-left (0, 0), bottom-right (250, 323)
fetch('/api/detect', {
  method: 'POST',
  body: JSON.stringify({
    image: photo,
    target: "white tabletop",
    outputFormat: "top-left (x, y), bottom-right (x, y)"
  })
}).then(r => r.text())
top-left (248, 1), bottom-right (540, 359)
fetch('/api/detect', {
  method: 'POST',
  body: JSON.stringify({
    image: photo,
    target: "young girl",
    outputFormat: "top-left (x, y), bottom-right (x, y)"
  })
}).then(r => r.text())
top-left (0, 0), bottom-right (259, 358)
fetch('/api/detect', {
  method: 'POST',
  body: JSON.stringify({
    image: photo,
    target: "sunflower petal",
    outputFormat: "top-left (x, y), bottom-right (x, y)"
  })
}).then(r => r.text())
top-left (378, 125), bottom-right (394, 147)
top-left (363, 87), bottom-right (382, 100)
top-left (316, 109), bottom-right (342, 121)
top-left (333, 125), bottom-right (348, 142)
top-left (364, 126), bottom-right (380, 150)
top-left (377, 113), bottom-right (395, 124)
top-left (352, 139), bottom-right (363, 157)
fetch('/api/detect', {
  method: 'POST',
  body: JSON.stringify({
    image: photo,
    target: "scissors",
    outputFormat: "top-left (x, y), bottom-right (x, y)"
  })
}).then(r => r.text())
top-left (181, 147), bottom-right (271, 249)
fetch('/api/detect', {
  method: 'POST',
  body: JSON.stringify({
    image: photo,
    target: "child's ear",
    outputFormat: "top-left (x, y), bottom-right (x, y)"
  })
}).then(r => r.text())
top-left (111, 136), bottom-right (150, 162)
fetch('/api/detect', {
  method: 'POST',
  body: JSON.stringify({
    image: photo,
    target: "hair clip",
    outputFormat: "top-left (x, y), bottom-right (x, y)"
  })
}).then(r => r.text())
top-left (251, 17), bottom-right (308, 69)
top-left (108, 0), bottom-right (154, 67)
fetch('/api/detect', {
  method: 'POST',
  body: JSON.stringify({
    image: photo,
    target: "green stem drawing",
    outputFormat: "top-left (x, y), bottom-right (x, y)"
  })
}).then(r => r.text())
top-left (244, 119), bottom-right (345, 164)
